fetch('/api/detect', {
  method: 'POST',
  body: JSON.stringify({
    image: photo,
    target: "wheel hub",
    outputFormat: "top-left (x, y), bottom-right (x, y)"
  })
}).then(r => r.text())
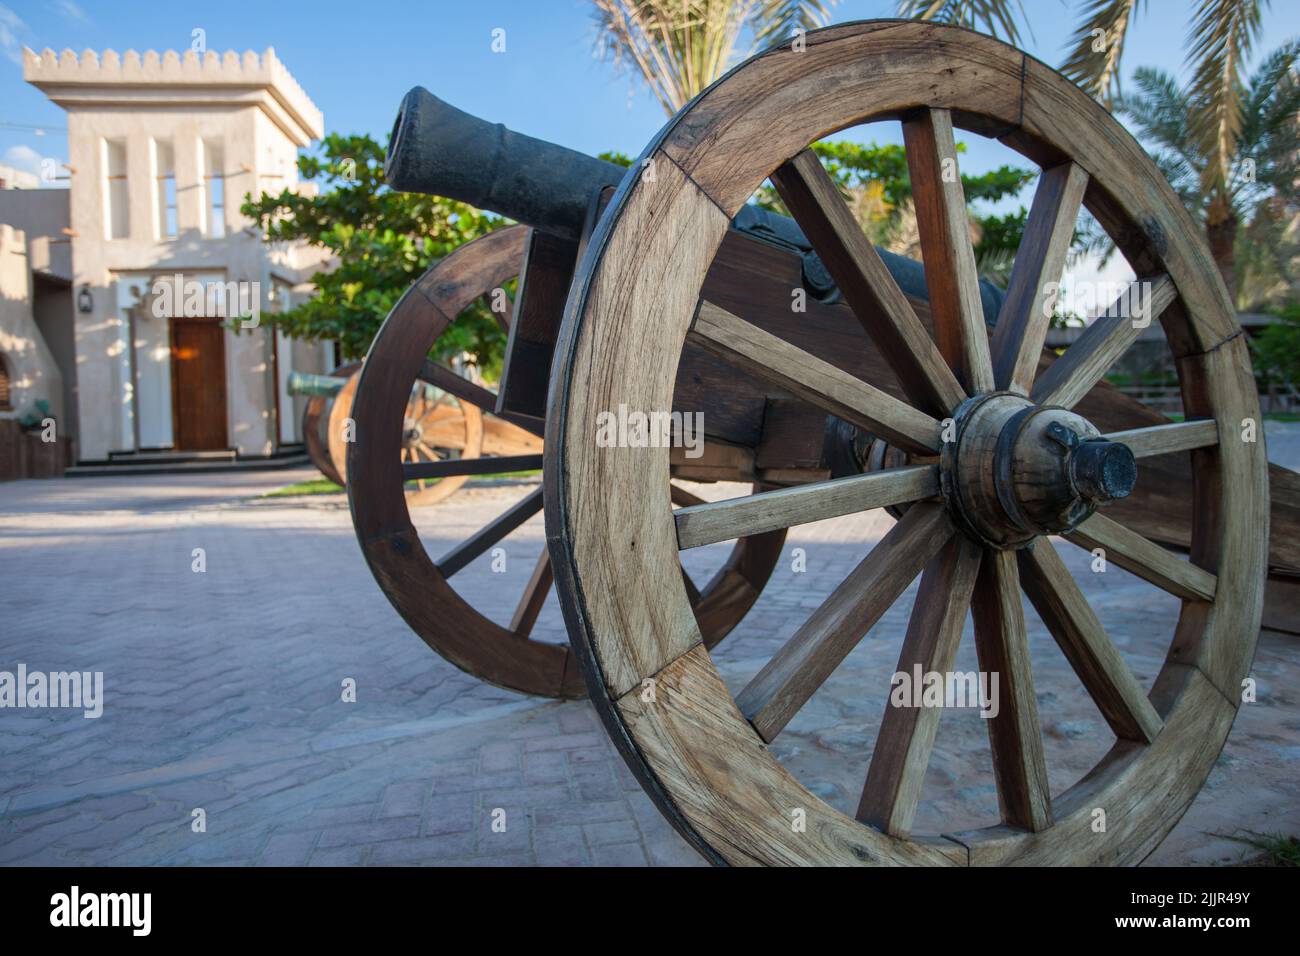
top-left (939, 393), bottom-right (1136, 549)
top-left (402, 418), bottom-right (422, 446)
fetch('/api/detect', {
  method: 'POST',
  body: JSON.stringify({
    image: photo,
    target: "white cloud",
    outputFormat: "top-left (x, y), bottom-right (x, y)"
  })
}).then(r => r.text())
top-left (0, 4), bottom-right (26, 66)
top-left (53, 0), bottom-right (88, 25)
top-left (3, 144), bottom-right (67, 188)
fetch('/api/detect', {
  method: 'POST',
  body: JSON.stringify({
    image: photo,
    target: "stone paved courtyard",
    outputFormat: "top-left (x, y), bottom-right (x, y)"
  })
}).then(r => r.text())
top-left (1, 425), bottom-right (1298, 866)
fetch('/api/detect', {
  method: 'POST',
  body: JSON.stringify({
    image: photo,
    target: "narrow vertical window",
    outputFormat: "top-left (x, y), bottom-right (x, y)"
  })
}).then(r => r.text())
top-left (103, 139), bottom-right (129, 240)
top-left (153, 139), bottom-right (176, 239)
top-left (202, 139), bottom-right (225, 238)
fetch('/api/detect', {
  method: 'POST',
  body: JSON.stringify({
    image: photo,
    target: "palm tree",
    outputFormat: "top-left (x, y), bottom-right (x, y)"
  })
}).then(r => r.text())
top-left (900, 1), bottom-right (1276, 220)
top-left (1111, 42), bottom-right (1300, 303)
top-left (591, 0), bottom-right (837, 116)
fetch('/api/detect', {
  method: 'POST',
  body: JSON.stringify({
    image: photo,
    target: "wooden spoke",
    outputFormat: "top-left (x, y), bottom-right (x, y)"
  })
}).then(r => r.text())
top-left (669, 482), bottom-right (708, 509)
top-left (990, 162), bottom-right (1089, 394)
top-left (971, 549), bottom-right (1053, 832)
top-left (417, 395), bottom-right (451, 426)
top-left (484, 290), bottom-right (512, 333)
top-left (1104, 419), bottom-right (1218, 458)
top-left (1018, 543), bottom-right (1163, 743)
top-left (769, 149), bottom-right (965, 417)
top-left (858, 535), bottom-right (981, 836)
top-left (403, 454), bottom-right (542, 482)
top-left (1064, 512), bottom-right (1217, 602)
top-left (737, 503), bottom-right (953, 742)
top-left (509, 549), bottom-right (554, 639)
top-left (690, 300), bottom-right (942, 455)
top-left (675, 465), bottom-right (938, 550)
top-left (420, 421), bottom-right (470, 448)
top-left (1031, 275), bottom-right (1177, 408)
top-left (902, 108), bottom-right (995, 395)
top-left (418, 359), bottom-right (545, 438)
top-left (435, 486), bottom-right (544, 578)
top-left (680, 566), bottom-right (702, 605)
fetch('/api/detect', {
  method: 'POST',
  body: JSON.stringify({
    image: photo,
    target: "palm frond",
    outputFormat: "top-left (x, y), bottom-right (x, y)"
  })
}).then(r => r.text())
top-left (1185, 0), bottom-right (1266, 193)
top-left (895, 0), bottom-right (1027, 46)
top-left (1237, 41), bottom-right (1300, 169)
top-left (592, 0), bottom-right (750, 114)
top-left (1060, 0), bottom-right (1145, 104)
top-left (1113, 66), bottom-right (1206, 181)
top-left (592, 0), bottom-right (839, 115)
top-left (751, 0), bottom-right (836, 46)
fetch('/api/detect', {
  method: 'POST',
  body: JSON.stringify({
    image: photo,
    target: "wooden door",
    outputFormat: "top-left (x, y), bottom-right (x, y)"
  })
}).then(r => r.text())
top-left (171, 318), bottom-right (228, 450)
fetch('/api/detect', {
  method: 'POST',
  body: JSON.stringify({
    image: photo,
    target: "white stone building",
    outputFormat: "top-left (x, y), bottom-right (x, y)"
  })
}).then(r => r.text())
top-left (0, 46), bottom-right (333, 473)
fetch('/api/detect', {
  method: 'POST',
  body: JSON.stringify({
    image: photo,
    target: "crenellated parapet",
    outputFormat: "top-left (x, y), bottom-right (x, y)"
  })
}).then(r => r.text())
top-left (23, 46), bottom-right (323, 145)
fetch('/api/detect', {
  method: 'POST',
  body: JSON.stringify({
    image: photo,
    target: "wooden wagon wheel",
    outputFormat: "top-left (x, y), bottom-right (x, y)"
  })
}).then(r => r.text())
top-left (546, 20), bottom-right (1267, 865)
top-left (349, 226), bottom-right (785, 699)
top-left (302, 361), bottom-right (359, 486)
top-left (328, 366), bottom-right (485, 505)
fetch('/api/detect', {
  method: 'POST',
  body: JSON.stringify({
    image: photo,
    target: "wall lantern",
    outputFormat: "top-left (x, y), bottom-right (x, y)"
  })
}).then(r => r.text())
top-left (77, 285), bottom-right (93, 314)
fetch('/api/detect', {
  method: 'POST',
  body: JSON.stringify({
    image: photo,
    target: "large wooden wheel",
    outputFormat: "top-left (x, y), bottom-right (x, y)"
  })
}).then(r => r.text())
top-left (546, 21), bottom-right (1267, 865)
top-left (329, 366), bottom-right (485, 507)
top-left (349, 226), bottom-right (785, 698)
top-left (302, 361), bottom-right (359, 486)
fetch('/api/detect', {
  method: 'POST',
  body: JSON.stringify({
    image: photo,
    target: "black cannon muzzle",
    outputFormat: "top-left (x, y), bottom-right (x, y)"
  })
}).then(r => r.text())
top-left (386, 87), bottom-right (626, 242)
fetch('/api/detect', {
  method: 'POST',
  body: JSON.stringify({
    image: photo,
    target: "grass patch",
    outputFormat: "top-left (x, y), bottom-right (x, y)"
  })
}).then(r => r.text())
top-left (1217, 831), bottom-right (1300, 866)
top-left (264, 478), bottom-right (344, 498)
top-left (1264, 412), bottom-right (1300, 423)
top-left (265, 469), bottom-right (542, 499)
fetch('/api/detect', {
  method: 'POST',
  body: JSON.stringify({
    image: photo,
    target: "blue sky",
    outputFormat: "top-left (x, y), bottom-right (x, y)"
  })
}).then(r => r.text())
top-left (1, 0), bottom-right (1297, 233)
top-left (4, 1), bottom-right (1299, 173)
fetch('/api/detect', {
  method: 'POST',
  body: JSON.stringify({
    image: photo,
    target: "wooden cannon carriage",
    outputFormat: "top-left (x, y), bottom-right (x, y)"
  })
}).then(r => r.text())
top-left (288, 362), bottom-right (539, 504)
top-left (349, 21), bottom-right (1294, 865)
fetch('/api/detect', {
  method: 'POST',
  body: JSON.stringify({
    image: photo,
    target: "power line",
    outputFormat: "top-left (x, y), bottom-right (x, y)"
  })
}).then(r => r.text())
top-left (0, 121), bottom-right (67, 135)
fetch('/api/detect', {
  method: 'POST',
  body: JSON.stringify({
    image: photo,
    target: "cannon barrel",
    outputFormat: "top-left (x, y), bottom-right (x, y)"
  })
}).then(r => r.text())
top-left (287, 370), bottom-right (346, 399)
top-left (386, 87), bottom-right (625, 242)
top-left (386, 87), bottom-right (1004, 322)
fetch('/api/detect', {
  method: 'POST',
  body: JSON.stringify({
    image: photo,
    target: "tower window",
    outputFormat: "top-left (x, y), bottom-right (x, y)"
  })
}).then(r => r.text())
top-left (154, 139), bottom-right (176, 239)
top-left (103, 139), bottom-right (129, 240)
top-left (201, 139), bottom-right (225, 238)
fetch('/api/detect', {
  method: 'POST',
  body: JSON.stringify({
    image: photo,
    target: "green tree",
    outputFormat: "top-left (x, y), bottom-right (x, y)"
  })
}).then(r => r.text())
top-left (902, 1), bottom-right (1300, 306)
top-left (902, 0), bottom-right (1278, 216)
top-left (593, 1), bottom-right (1039, 282)
top-left (754, 140), bottom-right (1035, 268)
top-left (241, 133), bottom-right (504, 366)
top-left (1112, 44), bottom-right (1300, 303)
top-left (1251, 302), bottom-right (1300, 397)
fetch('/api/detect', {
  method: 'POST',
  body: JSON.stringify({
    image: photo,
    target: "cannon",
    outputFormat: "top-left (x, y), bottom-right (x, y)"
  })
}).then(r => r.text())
top-left (287, 360), bottom-right (538, 505)
top-left (289, 363), bottom-right (357, 487)
top-left (350, 21), bottom-right (1291, 865)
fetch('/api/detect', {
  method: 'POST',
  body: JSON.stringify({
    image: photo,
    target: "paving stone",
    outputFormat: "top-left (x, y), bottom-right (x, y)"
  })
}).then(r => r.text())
top-left (583, 819), bottom-right (641, 846)
top-left (533, 825), bottom-right (591, 867)
top-left (478, 741), bottom-right (521, 774)
top-left (308, 845), bottom-right (368, 867)
top-left (256, 829), bottom-right (319, 866)
top-left (423, 793), bottom-right (475, 835)
top-left (378, 781), bottom-right (426, 819)
top-left (368, 831), bottom-right (476, 864)
top-left (1, 460), bottom-right (1297, 867)
top-left (589, 842), bottom-right (649, 867)
top-left (314, 816), bottom-right (422, 849)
